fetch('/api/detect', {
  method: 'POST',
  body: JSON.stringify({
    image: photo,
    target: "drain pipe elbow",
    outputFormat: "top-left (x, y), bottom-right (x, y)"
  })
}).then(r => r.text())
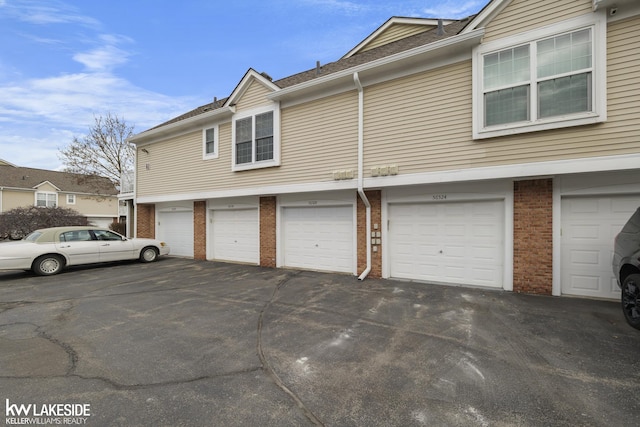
top-left (354, 72), bottom-right (371, 281)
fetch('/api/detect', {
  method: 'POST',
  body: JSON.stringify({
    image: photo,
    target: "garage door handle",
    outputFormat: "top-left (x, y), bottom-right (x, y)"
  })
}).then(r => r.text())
top-left (101, 244), bottom-right (110, 247)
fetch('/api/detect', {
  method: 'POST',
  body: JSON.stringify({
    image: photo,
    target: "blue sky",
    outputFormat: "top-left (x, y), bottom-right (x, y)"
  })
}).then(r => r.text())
top-left (0, 0), bottom-right (485, 171)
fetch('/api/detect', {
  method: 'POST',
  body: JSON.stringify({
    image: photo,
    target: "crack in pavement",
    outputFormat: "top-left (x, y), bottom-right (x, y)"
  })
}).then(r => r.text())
top-left (0, 366), bottom-right (265, 390)
top-left (257, 270), bottom-right (324, 427)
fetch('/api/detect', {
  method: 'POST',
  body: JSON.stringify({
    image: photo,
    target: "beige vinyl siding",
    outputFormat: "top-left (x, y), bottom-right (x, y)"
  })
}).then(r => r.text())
top-left (484, 0), bottom-right (592, 42)
top-left (2, 189), bottom-right (34, 210)
top-left (362, 24), bottom-right (433, 53)
top-left (279, 90), bottom-right (358, 180)
top-left (70, 195), bottom-right (118, 216)
top-left (136, 91), bottom-right (359, 198)
top-left (364, 15), bottom-right (640, 174)
top-left (236, 80), bottom-right (273, 112)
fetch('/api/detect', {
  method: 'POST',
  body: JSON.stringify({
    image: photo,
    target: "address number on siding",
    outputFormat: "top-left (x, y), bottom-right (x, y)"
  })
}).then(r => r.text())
top-left (432, 194), bottom-right (447, 200)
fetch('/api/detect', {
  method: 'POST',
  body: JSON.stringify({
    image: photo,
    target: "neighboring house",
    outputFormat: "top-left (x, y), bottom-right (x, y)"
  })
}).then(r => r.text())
top-left (0, 159), bottom-right (119, 228)
top-left (128, 0), bottom-right (640, 300)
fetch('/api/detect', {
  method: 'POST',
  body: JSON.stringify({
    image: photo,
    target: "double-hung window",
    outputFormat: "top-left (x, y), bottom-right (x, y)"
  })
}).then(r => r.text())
top-left (36, 192), bottom-right (57, 207)
top-left (473, 13), bottom-right (606, 139)
top-left (232, 106), bottom-right (280, 171)
top-left (203, 126), bottom-right (218, 159)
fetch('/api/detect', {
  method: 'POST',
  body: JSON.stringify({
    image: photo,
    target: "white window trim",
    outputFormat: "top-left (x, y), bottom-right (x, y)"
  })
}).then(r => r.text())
top-left (202, 125), bottom-right (219, 160)
top-left (67, 194), bottom-right (76, 204)
top-left (35, 191), bottom-right (58, 207)
top-left (231, 104), bottom-right (281, 172)
top-left (472, 12), bottom-right (607, 140)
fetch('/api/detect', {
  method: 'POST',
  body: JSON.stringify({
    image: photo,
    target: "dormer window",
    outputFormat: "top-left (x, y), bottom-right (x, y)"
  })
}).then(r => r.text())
top-left (36, 192), bottom-right (57, 207)
top-left (232, 106), bottom-right (280, 171)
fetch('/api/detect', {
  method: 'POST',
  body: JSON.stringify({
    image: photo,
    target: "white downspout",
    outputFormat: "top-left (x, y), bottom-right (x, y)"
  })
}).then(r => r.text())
top-left (354, 72), bottom-right (371, 281)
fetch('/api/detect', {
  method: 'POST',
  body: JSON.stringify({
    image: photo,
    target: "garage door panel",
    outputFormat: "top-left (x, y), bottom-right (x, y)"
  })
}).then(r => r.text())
top-left (561, 195), bottom-right (640, 299)
top-left (283, 206), bottom-right (354, 274)
top-left (158, 211), bottom-right (194, 257)
top-left (389, 201), bottom-right (504, 288)
top-left (211, 209), bottom-right (259, 264)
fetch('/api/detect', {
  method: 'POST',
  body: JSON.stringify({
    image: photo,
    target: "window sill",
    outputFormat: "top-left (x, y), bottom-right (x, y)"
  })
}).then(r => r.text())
top-left (473, 112), bottom-right (606, 140)
top-left (232, 159), bottom-right (280, 172)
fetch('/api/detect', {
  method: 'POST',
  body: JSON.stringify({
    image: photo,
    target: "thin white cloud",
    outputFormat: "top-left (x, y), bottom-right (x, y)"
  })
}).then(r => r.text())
top-left (422, 1), bottom-right (484, 18)
top-left (73, 35), bottom-right (134, 72)
top-left (301, 0), bottom-right (371, 15)
top-left (0, 0), bottom-right (100, 27)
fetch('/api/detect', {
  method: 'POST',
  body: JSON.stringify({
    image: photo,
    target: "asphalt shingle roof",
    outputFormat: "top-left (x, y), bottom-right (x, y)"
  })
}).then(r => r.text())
top-left (0, 164), bottom-right (118, 195)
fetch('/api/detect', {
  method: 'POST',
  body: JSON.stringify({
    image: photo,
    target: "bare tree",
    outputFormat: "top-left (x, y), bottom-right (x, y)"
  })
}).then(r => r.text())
top-left (59, 113), bottom-right (135, 185)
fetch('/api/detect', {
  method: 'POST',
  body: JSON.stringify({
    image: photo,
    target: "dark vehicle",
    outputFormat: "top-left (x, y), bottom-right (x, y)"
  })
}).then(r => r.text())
top-left (612, 208), bottom-right (640, 330)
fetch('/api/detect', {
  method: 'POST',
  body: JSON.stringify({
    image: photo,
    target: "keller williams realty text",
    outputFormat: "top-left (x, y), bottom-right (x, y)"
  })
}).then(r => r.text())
top-left (5, 399), bottom-right (90, 425)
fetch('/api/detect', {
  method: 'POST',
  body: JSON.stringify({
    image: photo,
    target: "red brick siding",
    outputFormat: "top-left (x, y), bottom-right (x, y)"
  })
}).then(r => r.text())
top-left (260, 196), bottom-right (277, 268)
top-left (513, 179), bottom-right (553, 295)
top-left (136, 204), bottom-right (155, 238)
top-left (357, 190), bottom-right (382, 278)
top-left (194, 201), bottom-right (206, 260)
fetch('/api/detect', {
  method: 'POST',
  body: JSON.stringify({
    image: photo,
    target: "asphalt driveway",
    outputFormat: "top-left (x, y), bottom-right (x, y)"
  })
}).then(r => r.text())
top-left (0, 258), bottom-right (639, 426)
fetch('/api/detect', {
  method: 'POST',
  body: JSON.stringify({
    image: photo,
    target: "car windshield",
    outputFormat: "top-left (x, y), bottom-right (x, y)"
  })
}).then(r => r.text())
top-left (24, 231), bottom-right (43, 242)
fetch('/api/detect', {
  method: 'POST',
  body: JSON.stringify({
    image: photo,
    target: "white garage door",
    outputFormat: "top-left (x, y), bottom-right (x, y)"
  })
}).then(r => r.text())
top-left (283, 206), bottom-right (354, 273)
top-left (211, 209), bottom-right (259, 264)
top-left (88, 217), bottom-right (113, 229)
top-left (561, 196), bottom-right (640, 299)
top-left (157, 210), bottom-right (193, 257)
top-left (389, 201), bottom-right (504, 288)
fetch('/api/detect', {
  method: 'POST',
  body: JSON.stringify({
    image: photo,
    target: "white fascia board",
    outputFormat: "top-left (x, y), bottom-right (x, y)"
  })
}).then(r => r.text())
top-left (268, 29), bottom-right (484, 103)
top-left (462, 0), bottom-right (511, 33)
top-left (363, 153), bottom-right (640, 188)
top-left (128, 106), bottom-right (235, 146)
top-left (227, 69), bottom-right (280, 105)
top-left (33, 180), bottom-right (61, 191)
top-left (342, 17), bottom-right (455, 59)
top-left (135, 179), bottom-right (358, 204)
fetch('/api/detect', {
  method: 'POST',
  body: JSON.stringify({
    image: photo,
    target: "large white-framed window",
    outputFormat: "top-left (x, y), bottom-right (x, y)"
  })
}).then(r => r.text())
top-left (472, 12), bottom-right (606, 139)
top-left (36, 192), bottom-right (57, 207)
top-left (231, 105), bottom-right (280, 171)
top-left (203, 126), bottom-right (218, 159)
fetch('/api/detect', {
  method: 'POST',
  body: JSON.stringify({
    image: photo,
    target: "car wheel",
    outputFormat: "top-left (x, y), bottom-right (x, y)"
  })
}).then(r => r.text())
top-left (140, 247), bottom-right (158, 263)
top-left (33, 254), bottom-right (65, 276)
top-left (621, 273), bottom-right (640, 330)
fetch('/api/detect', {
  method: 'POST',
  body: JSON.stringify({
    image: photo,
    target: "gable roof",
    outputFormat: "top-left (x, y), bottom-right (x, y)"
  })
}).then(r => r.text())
top-left (461, 0), bottom-right (512, 33)
top-left (0, 159), bottom-right (17, 167)
top-left (136, 15), bottom-right (476, 138)
top-left (342, 17), bottom-right (455, 59)
top-left (0, 164), bottom-right (118, 195)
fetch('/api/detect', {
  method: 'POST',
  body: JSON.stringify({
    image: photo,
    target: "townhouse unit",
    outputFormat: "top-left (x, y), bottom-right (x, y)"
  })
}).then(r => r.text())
top-left (0, 159), bottom-right (119, 228)
top-left (129, 0), bottom-right (640, 300)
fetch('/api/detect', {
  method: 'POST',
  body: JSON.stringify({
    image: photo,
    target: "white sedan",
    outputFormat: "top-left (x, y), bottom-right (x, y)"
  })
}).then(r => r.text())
top-left (0, 226), bottom-right (170, 275)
